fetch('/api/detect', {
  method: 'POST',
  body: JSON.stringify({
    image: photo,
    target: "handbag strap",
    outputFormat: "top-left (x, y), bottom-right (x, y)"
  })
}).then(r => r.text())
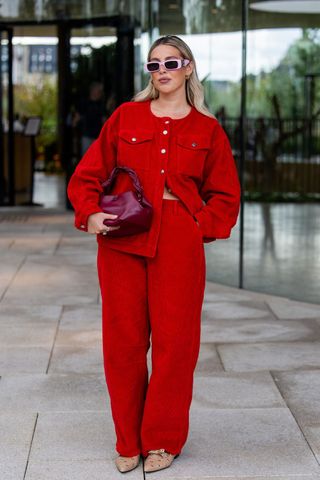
top-left (101, 166), bottom-right (144, 199)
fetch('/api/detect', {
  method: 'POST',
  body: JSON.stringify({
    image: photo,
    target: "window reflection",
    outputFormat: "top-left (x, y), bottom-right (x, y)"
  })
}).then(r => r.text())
top-left (245, 21), bottom-right (320, 303)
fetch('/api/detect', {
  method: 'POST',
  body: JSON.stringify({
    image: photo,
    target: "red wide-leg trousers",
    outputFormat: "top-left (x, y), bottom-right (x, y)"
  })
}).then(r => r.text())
top-left (97, 199), bottom-right (206, 458)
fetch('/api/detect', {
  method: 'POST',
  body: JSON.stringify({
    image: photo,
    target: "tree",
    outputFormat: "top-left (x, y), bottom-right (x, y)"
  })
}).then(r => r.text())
top-left (248, 28), bottom-right (320, 118)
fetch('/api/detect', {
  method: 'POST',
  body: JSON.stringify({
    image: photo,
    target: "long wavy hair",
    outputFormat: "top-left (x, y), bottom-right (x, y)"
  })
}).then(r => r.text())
top-left (133, 35), bottom-right (214, 118)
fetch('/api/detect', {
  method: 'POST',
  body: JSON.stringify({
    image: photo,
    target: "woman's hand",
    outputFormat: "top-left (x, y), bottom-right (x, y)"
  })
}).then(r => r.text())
top-left (87, 212), bottom-right (120, 235)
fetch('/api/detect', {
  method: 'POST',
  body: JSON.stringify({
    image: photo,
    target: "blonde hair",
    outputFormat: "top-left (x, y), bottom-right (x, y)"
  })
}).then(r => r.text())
top-left (133, 35), bottom-right (215, 119)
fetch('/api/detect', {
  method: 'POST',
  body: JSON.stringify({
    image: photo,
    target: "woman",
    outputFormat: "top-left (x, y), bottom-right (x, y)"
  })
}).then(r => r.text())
top-left (67, 35), bottom-right (241, 474)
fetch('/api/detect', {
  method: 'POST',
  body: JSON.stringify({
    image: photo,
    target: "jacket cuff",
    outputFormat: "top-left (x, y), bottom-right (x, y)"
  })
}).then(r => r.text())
top-left (75, 205), bottom-right (103, 232)
top-left (193, 210), bottom-right (218, 243)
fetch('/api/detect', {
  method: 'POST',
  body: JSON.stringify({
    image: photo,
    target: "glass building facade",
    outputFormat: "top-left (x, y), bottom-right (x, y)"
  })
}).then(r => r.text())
top-left (1, 1), bottom-right (320, 304)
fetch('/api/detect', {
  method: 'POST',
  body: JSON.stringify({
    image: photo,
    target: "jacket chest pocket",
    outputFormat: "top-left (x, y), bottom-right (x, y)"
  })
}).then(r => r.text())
top-left (117, 130), bottom-right (153, 171)
top-left (176, 134), bottom-right (210, 177)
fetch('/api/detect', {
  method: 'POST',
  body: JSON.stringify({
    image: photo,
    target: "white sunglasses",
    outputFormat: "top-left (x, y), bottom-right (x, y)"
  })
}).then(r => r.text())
top-left (144, 58), bottom-right (190, 73)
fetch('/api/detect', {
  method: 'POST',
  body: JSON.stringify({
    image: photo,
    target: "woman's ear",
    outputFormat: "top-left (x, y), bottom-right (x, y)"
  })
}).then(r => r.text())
top-left (186, 61), bottom-right (193, 78)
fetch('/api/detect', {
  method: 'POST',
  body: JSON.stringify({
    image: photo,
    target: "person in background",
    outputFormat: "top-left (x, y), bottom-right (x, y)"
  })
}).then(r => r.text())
top-left (73, 81), bottom-right (107, 156)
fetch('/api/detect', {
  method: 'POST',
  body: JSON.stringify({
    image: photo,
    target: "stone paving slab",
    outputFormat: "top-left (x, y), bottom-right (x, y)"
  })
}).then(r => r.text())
top-left (304, 425), bottom-right (320, 464)
top-left (28, 412), bottom-right (117, 462)
top-left (55, 236), bottom-right (98, 255)
top-left (55, 328), bottom-right (102, 347)
top-left (44, 224), bottom-right (84, 235)
top-left (0, 462), bottom-right (29, 480)
top-left (0, 238), bottom-right (13, 248)
top-left (195, 344), bottom-right (224, 374)
top-left (0, 346), bottom-right (51, 374)
top-left (218, 341), bottom-right (320, 372)
top-left (202, 300), bottom-right (273, 321)
top-left (0, 412), bottom-right (37, 461)
top-left (60, 304), bottom-right (101, 324)
top-left (2, 254), bottom-right (99, 306)
top-left (0, 304), bottom-right (62, 325)
top-left (147, 407), bottom-right (320, 478)
top-left (0, 374), bottom-right (109, 412)
top-left (0, 252), bottom-right (24, 299)
top-left (26, 214), bottom-right (73, 225)
top-left (152, 476), bottom-right (320, 480)
top-left (192, 372), bottom-right (285, 408)
top-left (267, 297), bottom-right (320, 320)
top-left (204, 290), bottom-right (259, 302)
top-left (25, 460), bottom-right (144, 480)
top-left (55, 305), bottom-right (101, 347)
top-left (203, 281), bottom-right (289, 303)
top-left (274, 369), bottom-right (320, 426)
top-left (201, 317), bottom-right (320, 343)
top-left (48, 346), bottom-right (104, 374)
top-left (7, 234), bottom-right (61, 255)
top-left (0, 323), bottom-right (58, 347)
top-left (0, 413), bottom-right (37, 479)
top-left (0, 223), bottom-right (44, 234)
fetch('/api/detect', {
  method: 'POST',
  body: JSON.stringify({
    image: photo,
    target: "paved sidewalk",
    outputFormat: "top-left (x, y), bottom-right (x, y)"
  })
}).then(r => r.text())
top-left (0, 209), bottom-right (320, 480)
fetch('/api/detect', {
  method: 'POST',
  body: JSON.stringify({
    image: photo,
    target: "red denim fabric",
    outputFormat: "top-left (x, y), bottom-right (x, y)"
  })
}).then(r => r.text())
top-left (67, 99), bottom-right (241, 258)
top-left (97, 199), bottom-right (206, 457)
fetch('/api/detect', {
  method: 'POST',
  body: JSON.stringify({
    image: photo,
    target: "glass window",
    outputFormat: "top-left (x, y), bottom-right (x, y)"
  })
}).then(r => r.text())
top-left (244, 4), bottom-right (320, 303)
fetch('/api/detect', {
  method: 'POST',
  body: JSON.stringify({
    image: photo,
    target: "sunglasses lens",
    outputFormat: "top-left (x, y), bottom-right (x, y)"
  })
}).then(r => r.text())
top-left (145, 59), bottom-right (184, 72)
top-left (164, 60), bottom-right (179, 70)
top-left (147, 62), bottom-right (159, 72)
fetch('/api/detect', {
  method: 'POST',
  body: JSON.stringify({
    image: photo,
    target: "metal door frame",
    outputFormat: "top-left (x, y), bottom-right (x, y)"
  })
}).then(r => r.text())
top-left (0, 26), bottom-right (14, 205)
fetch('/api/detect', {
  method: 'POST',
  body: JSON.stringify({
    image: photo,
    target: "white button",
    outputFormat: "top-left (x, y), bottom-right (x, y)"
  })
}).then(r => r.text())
top-left (80, 224), bottom-right (85, 229)
top-left (131, 137), bottom-right (137, 142)
top-left (160, 169), bottom-right (165, 174)
top-left (161, 148), bottom-right (166, 154)
top-left (165, 120), bottom-right (170, 124)
top-left (163, 130), bottom-right (168, 135)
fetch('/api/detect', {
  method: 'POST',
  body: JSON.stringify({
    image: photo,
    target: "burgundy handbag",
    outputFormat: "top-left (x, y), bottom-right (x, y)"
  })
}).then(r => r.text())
top-left (99, 166), bottom-right (153, 237)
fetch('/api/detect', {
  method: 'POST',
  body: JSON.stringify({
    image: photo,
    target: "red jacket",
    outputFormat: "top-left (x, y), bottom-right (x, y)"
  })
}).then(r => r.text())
top-left (67, 99), bottom-right (241, 258)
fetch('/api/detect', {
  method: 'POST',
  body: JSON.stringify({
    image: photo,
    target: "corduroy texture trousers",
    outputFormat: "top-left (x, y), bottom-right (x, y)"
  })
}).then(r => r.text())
top-left (97, 199), bottom-right (206, 458)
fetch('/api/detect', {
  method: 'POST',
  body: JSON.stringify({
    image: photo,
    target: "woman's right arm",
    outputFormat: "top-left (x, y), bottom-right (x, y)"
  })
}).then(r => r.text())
top-left (67, 107), bottom-right (121, 233)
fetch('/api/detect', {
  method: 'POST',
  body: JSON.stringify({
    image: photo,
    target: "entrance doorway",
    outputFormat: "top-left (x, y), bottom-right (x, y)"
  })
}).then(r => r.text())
top-left (0, 16), bottom-right (135, 208)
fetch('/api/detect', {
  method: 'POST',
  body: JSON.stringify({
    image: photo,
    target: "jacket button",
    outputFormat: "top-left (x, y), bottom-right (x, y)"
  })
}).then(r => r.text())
top-left (80, 224), bottom-right (85, 229)
top-left (161, 148), bottom-right (166, 154)
top-left (131, 137), bottom-right (137, 142)
top-left (160, 169), bottom-right (165, 174)
top-left (165, 120), bottom-right (170, 124)
top-left (192, 142), bottom-right (197, 147)
top-left (163, 130), bottom-right (168, 135)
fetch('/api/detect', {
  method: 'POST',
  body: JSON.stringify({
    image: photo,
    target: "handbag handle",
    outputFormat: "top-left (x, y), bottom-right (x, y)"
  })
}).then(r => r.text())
top-left (101, 166), bottom-right (144, 200)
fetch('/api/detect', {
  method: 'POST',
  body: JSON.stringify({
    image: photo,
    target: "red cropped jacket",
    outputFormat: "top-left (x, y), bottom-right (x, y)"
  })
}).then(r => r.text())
top-left (67, 99), bottom-right (241, 258)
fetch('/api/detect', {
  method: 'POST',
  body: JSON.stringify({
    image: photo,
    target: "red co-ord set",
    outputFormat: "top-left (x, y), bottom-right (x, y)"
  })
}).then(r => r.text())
top-left (67, 99), bottom-right (241, 458)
